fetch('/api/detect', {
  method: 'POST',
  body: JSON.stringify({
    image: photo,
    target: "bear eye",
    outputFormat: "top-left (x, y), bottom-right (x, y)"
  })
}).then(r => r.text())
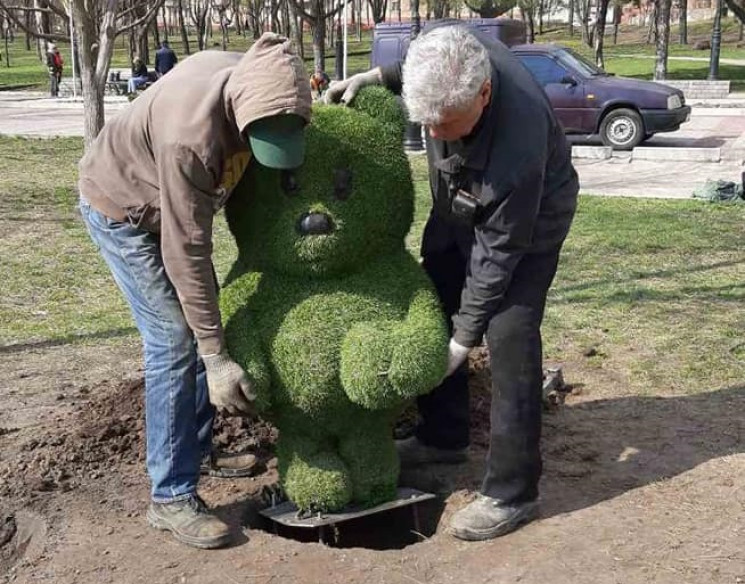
top-left (281, 170), bottom-right (300, 197)
top-left (333, 168), bottom-right (352, 201)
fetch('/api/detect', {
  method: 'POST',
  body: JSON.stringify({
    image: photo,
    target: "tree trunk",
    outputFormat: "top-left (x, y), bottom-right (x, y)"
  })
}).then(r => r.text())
top-left (71, 0), bottom-right (112, 149)
top-left (654, 0), bottom-right (671, 80)
top-left (312, 20), bottom-right (325, 72)
top-left (580, 0), bottom-right (592, 46)
top-left (178, 0), bottom-right (190, 54)
top-left (646, 3), bottom-right (657, 43)
top-left (152, 17), bottom-right (160, 49)
top-left (4, 17), bottom-right (10, 67)
top-left (357, 0), bottom-right (361, 41)
top-left (288, 0), bottom-right (304, 57)
top-left (34, 0), bottom-right (49, 62)
top-left (594, 0), bottom-right (609, 67)
top-left (679, 0), bottom-right (687, 44)
top-left (24, 9), bottom-right (31, 51)
top-left (569, 0), bottom-right (574, 36)
top-left (538, 0), bottom-right (544, 34)
top-left (161, 4), bottom-right (169, 40)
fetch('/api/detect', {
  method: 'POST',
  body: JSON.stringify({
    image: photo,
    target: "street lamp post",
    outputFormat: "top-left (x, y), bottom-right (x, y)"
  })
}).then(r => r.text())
top-left (403, 0), bottom-right (424, 152)
top-left (708, 0), bottom-right (722, 80)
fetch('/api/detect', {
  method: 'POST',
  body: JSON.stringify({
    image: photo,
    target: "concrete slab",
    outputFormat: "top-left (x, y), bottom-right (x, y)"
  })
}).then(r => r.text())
top-left (575, 158), bottom-right (743, 199)
top-left (571, 145), bottom-right (612, 159)
top-left (631, 146), bottom-right (721, 162)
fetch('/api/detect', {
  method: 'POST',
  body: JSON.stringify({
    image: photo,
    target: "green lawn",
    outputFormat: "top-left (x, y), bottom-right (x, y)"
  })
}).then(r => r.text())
top-left (0, 28), bottom-right (375, 91)
top-left (1, 137), bottom-right (743, 398)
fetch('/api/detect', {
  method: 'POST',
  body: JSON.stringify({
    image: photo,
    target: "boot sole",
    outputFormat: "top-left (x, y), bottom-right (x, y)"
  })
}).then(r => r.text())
top-left (146, 508), bottom-right (232, 550)
top-left (449, 502), bottom-right (539, 542)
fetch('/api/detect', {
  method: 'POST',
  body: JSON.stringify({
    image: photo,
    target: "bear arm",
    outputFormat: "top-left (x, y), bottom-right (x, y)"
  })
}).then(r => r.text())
top-left (388, 288), bottom-right (450, 399)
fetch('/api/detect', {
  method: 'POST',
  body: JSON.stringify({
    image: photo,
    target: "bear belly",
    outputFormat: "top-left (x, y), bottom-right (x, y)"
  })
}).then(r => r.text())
top-left (265, 287), bottom-right (404, 419)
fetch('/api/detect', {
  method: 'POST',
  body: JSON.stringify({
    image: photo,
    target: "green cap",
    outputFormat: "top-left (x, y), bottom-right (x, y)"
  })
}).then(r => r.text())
top-left (247, 114), bottom-right (306, 169)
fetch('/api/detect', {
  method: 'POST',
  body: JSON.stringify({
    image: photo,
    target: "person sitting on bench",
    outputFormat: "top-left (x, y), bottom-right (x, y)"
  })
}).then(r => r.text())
top-left (128, 57), bottom-right (150, 94)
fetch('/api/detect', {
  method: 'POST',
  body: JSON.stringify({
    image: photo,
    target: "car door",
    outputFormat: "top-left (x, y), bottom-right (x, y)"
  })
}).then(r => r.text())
top-left (517, 53), bottom-right (586, 133)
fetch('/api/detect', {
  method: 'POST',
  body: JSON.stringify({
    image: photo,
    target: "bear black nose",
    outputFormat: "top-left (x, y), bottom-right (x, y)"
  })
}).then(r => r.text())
top-left (297, 212), bottom-right (334, 236)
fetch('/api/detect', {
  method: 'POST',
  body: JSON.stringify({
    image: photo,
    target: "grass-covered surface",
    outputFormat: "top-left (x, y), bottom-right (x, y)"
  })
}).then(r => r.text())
top-left (3, 135), bottom-right (743, 398)
top-left (221, 88), bottom-right (448, 511)
top-left (1, 129), bottom-right (743, 436)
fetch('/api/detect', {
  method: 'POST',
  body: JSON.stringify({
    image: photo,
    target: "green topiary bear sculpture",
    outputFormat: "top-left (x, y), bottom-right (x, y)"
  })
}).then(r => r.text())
top-left (220, 87), bottom-right (449, 513)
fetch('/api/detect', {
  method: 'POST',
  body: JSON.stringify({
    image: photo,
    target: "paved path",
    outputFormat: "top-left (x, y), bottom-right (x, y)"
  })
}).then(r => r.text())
top-left (614, 54), bottom-right (745, 66)
top-left (0, 89), bottom-right (743, 199)
top-left (0, 91), bottom-right (129, 137)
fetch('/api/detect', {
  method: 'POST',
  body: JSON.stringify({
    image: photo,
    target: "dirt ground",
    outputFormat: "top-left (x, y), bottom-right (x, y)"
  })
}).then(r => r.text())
top-left (1, 340), bottom-right (744, 584)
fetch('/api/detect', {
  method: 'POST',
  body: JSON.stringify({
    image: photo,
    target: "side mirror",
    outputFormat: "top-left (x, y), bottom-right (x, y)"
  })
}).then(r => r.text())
top-left (560, 75), bottom-right (578, 86)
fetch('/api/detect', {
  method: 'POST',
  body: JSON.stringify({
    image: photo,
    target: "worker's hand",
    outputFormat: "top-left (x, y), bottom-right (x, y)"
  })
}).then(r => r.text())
top-left (444, 337), bottom-right (472, 378)
top-left (322, 68), bottom-right (383, 105)
top-left (202, 351), bottom-right (257, 416)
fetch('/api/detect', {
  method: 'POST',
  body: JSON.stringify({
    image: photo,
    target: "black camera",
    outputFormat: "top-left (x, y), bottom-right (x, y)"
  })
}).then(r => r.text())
top-left (447, 179), bottom-right (481, 226)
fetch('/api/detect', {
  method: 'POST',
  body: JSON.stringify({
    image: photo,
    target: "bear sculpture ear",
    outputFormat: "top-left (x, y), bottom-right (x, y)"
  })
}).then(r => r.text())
top-left (347, 85), bottom-right (407, 139)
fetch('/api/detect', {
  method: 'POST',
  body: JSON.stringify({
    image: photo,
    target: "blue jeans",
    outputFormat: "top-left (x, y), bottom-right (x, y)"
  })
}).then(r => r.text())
top-left (127, 75), bottom-right (149, 93)
top-left (79, 199), bottom-right (214, 503)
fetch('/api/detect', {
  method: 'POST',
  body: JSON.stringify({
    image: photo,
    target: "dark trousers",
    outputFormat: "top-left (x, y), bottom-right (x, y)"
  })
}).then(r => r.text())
top-left (417, 245), bottom-right (561, 504)
top-left (49, 73), bottom-right (60, 97)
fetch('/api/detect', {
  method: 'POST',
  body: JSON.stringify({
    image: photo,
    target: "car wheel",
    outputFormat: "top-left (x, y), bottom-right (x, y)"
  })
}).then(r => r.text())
top-left (599, 108), bottom-right (644, 150)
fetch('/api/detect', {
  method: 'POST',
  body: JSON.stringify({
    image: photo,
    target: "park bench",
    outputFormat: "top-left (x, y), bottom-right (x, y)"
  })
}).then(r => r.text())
top-left (56, 68), bottom-right (157, 98)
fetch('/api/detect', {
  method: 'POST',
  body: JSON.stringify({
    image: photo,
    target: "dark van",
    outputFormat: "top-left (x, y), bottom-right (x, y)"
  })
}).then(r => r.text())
top-left (372, 20), bottom-right (691, 150)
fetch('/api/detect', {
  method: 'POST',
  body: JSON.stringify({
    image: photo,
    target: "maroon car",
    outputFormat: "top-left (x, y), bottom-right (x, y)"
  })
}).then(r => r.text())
top-left (512, 44), bottom-right (691, 150)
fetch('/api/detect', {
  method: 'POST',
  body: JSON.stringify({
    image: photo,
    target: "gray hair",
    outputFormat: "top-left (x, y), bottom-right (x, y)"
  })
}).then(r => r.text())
top-left (402, 26), bottom-right (491, 125)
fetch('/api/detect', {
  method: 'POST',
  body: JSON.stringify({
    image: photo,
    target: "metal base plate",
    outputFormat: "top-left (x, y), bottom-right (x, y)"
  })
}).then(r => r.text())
top-left (259, 487), bottom-right (436, 528)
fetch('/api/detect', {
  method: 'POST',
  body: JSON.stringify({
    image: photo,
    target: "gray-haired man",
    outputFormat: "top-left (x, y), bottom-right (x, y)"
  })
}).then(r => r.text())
top-left (325, 24), bottom-right (578, 541)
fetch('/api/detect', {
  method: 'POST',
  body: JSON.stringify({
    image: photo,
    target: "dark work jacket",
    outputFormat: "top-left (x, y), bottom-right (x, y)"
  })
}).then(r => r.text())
top-left (155, 47), bottom-right (178, 75)
top-left (132, 62), bottom-right (148, 78)
top-left (381, 27), bottom-right (579, 348)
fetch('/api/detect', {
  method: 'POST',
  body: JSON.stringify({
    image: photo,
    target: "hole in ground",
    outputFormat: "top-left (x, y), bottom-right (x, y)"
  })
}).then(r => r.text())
top-left (254, 497), bottom-right (445, 550)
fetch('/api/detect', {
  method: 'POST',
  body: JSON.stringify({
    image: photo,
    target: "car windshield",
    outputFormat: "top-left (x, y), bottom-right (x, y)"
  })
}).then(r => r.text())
top-left (556, 48), bottom-right (608, 77)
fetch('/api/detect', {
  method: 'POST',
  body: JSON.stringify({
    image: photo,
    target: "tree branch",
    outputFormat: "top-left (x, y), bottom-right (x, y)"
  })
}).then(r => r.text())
top-left (115, 0), bottom-right (166, 36)
top-left (288, 0), bottom-right (314, 24)
top-left (0, 0), bottom-right (69, 42)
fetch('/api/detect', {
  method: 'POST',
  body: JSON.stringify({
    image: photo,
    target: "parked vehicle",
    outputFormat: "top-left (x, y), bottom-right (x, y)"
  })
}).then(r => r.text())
top-left (371, 18), bottom-right (526, 68)
top-left (371, 21), bottom-right (691, 150)
top-left (511, 44), bottom-right (690, 150)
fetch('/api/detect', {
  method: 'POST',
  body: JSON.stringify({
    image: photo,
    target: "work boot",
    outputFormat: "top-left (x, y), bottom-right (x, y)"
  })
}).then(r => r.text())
top-left (395, 436), bottom-right (468, 466)
top-left (146, 495), bottom-right (232, 549)
top-left (200, 451), bottom-right (258, 478)
top-left (449, 495), bottom-right (539, 541)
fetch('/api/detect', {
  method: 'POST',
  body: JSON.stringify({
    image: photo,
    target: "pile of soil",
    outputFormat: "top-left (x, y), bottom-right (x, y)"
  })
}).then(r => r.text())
top-left (0, 379), bottom-right (276, 506)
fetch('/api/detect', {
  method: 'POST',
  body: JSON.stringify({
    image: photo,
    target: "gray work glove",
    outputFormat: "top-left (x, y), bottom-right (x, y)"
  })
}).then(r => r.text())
top-left (444, 338), bottom-right (472, 378)
top-left (322, 68), bottom-right (383, 105)
top-left (202, 351), bottom-right (257, 416)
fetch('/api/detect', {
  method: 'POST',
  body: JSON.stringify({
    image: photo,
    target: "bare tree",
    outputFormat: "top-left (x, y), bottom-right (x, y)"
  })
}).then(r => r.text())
top-left (568, 0), bottom-right (574, 35)
top-left (463, 0), bottom-right (512, 16)
top-left (653, 0), bottom-right (671, 80)
top-left (0, 0), bottom-right (166, 147)
top-left (594, 0), bottom-right (610, 67)
top-left (244, 0), bottom-right (265, 38)
top-left (289, 0), bottom-right (347, 72)
top-left (575, 0), bottom-right (593, 46)
top-left (367, 0), bottom-right (386, 23)
top-left (212, 0), bottom-right (234, 50)
top-left (189, 0), bottom-right (210, 49)
top-left (678, 0), bottom-right (687, 43)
